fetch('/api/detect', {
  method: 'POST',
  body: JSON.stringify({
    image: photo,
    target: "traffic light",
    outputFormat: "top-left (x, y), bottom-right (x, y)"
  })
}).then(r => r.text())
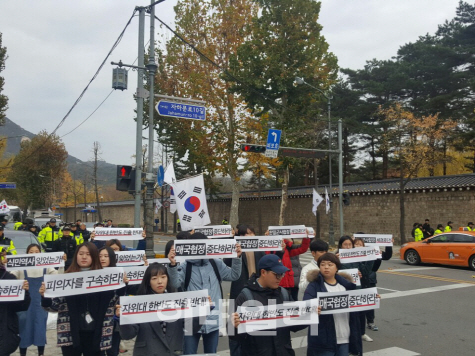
top-left (240, 144), bottom-right (266, 153)
top-left (116, 165), bottom-right (132, 191)
top-left (342, 192), bottom-right (350, 206)
top-left (128, 169), bottom-right (146, 193)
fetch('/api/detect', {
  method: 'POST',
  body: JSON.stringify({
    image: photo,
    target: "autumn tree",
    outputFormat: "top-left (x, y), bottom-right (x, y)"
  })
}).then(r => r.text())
top-left (8, 131), bottom-right (68, 211)
top-left (228, 0), bottom-right (338, 224)
top-left (0, 33), bottom-right (8, 126)
top-left (153, 0), bottom-right (258, 226)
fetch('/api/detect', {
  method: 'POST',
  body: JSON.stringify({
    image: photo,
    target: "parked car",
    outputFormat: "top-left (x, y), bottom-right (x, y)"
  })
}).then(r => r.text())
top-left (401, 231), bottom-right (475, 271)
top-left (4, 230), bottom-right (43, 254)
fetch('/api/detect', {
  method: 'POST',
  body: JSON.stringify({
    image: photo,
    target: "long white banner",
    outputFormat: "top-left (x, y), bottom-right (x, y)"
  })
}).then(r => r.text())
top-left (354, 234), bottom-right (393, 247)
top-left (123, 266), bottom-right (147, 285)
top-left (120, 289), bottom-right (210, 325)
top-left (268, 225), bottom-right (308, 238)
top-left (235, 236), bottom-right (283, 252)
top-left (338, 247), bottom-right (381, 263)
top-left (6, 252), bottom-right (64, 270)
top-left (44, 267), bottom-right (125, 297)
top-left (0, 280), bottom-right (25, 301)
top-left (94, 228), bottom-right (144, 240)
top-left (340, 268), bottom-right (361, 287)
top-left (115, 250), bottom-right (145, 266)
top-left (174, 239), bottom-right (237, 259)
top-left (237, 299), bottom-right (319, 334)
top-left (193, 225), bottom-right (234, 238)
top-left (319, 288), bottom-right (380, 314)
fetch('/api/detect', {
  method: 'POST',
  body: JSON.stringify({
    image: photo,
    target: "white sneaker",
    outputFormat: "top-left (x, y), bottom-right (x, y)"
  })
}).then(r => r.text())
top-left (362, 334), bottom-right (373, 342)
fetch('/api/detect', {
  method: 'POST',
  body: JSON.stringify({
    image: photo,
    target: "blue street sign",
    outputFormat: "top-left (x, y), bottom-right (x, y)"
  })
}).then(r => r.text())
top-left (266, 129), bottom-right (282, 150)
top-left (157, 165), bottom-right (164, 187)
top-left (156, 100), bottom-right (206, 121)
top-left (0, 183), bottom-right (16, 189)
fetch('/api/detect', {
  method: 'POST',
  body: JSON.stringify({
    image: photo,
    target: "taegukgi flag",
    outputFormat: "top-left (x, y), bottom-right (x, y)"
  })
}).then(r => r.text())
top-left (0, 200), bottom-right (10, 214)
top-left (325, 187), bottom-right (330, 214)
top-left (312, 189), bottom-right (323, 216)
top-left (170, 187), bottom-right (177, 214)
top-left (172, 174), bottom-right (210, 231)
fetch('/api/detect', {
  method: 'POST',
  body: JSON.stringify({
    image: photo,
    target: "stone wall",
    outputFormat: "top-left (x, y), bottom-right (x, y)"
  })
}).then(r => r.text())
top-left (57, 187), bottom-right (475, 245)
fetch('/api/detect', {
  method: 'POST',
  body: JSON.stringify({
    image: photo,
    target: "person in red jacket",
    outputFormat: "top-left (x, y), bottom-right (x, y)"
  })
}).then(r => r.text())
top-left (266, 235), bottom-right (310, 300)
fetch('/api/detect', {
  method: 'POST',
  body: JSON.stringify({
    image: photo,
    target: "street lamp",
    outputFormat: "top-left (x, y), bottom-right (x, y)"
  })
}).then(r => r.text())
top-left (295, 77), bottom-right (335, 245)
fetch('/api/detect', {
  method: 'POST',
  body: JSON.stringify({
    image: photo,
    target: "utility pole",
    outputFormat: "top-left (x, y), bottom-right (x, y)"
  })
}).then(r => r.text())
top-left (145, 0), bottom-right (158, 258)
top-left (338, 119), bottom-right (344, 236)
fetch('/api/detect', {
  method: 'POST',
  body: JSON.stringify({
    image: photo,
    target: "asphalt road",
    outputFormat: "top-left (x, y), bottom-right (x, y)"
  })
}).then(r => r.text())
top-left (40, 244), bottom-right (475, 355)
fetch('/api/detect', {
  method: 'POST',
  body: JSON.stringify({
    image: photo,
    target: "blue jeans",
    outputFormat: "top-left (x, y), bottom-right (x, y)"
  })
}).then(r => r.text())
top-left (308, 343), bottom-right (349, 356)
top-left (183, 330), bottom-right (219, 355)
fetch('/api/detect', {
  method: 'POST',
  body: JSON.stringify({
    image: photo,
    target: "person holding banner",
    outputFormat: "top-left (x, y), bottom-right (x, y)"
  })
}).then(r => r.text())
top-left (10, 244), bottom-right (58, 356)
top-left (0, 253), bottom-right (31, 356)
top-left (231, 254), bottom-right (308, 356)
top-left (167, 232), bottom-right (243, 355)
top-left (304, 253), bottom-right (363, 356)
top-left (40, 242), bottom-right (120, 356)
top-left (117, 263), bottom-right (185, 356)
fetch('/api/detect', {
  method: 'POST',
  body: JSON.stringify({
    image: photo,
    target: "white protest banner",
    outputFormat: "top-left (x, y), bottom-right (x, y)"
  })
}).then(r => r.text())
top-left (174, 239), bottom-right (236, 259)
top-left (193, 225), bottom-right (233, 238)
top-left (6, 252), bottom-right (64, 270)
top-left (268, 225), bottom-right (307, 239)
top-left (44, 267), bottom-right (125, 297)
top-left (94, 228), bottom-right (144, 240)
top-left (173, 174), bottom-right (211, 231)
top-left (354, 234), bottom-right (393, 247)
top-left (115, 251), bottom-right (145, 266)
top-left (338, 247), bottom-right (380, 263)
top-left (123, 266), bottom-right (148, 285)
top-left (148, 258), bottom-right (182, 267)
top-left (340, 268), bottom-right (361, 287)
top-left (319, 287), bottom-right (379, 314)
top-left (307, 227), bottom-right (315, 238)
top-left (120, 289), bottom-right (210, 325)
top-left (237, 299), bottom-right (319, 334)
top-left (0, 279), bottom-right (25, 301)
top-left (235, 236), bottom-right (283, 252)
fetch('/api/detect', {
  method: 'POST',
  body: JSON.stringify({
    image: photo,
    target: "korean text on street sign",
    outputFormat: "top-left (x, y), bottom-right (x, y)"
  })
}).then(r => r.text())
top-left (265, 129), bottom-right (281, 158)
top-left (156, 100), bottom-right (206, 121)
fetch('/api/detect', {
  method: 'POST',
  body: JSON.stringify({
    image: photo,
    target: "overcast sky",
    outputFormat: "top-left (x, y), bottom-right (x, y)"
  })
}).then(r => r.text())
top-left (0, 0), bottom-right (462, 166)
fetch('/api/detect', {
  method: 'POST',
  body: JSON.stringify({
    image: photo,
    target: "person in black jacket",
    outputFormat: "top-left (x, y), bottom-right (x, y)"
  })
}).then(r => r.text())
top-left (231, 254), bottom-right (306, 356)
top-left (304, 253), bottom-right (363, 356)
top-left (0, 256), bottom-right (31, 356)
top-left (52, 226), bottom-right (77, 270)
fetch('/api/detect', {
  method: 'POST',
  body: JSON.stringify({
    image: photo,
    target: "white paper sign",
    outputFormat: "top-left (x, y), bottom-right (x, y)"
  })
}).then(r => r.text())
top-left (354, 234), bottom-right (393, 247)
top-left (44, 267), bottom-right (125, 297)
top-left (193, 225), bottom-right (233, 238)
top-left (6, 252), bottom-right (64, 270)
top-left (237, 299), bottom-right (319, 334)
top-left (268, 225), bottom-right (307, 238)
top-left (148, 258), bottom-right (182, 267)
top-left (174, 239), bottom-right (237, 259)
top-left (307, 227), bottom-right (315, 238)
top-left (115, 250), bottom-right (145, 266)
top-left (340, 268), bottom-right (361, 287)
top-left (120, 289), bottom-right (210, 325)
top-left (338, 247), bottom-right (380, 263)
top-left (94, 228), bottom-right (144, 240)
top-left (123, 266), bottom-right (148, 285)
top-left (319, 287), bottom-right (380, 314)
top-left (0, 279), bottom-right (25, 301)
top-left (235, 236), bottom-right (283, 252)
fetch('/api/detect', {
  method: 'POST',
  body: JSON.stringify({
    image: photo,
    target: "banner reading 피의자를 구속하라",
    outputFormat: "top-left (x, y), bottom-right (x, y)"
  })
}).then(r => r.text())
top-left (6, 252), bottom-right (64, 270)
top-left (93, 228), bottom-right (144, 240)
top-left (119, 289), bottom-right (210, 325)
top-left (235, 236), bottom-right (282, 252)
top-left (43, 267), bottom-right (125, 297)
top-left (0, 279), bottom-right (25, 301)
top-left (237, 299), bottom-right (319, 334)
top-left (319, 287), bottom-right (380, 315)
top-left (174, 239), bottom-right (237, 259)
top-left (122, 265), bottom-right (148, 285)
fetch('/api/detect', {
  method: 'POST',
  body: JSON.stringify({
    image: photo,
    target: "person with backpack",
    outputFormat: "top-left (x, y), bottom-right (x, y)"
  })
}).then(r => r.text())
top-left (231, 254), bottom-right (308, 356)
top-left (167, 232), bottom-right (242, 355)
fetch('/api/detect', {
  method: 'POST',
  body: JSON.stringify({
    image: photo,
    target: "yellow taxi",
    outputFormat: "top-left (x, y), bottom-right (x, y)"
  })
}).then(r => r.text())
top-left (400, 231), bottom-right (475, 270)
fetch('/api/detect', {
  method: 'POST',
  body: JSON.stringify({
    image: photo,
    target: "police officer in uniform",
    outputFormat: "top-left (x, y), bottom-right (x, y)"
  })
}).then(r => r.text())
top-left (52, 225), bottom-right (77, 270)
top-left (38, 218), bottom-right (62, 252)
top-left (0, 225), bottom-right (17, 255)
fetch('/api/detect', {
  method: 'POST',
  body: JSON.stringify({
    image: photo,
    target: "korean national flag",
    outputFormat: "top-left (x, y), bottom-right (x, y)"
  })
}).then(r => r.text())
top-left (172, 174), bottom-right (210, 231)
top-left (0, 200), bottom-right (10, 214)
top-left (312, 189), bottom-right (323, 216)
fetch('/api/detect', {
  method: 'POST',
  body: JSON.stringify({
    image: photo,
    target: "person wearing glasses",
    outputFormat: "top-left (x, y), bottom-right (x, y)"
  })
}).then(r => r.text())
top-left (231, 254), bottom-right (308, 356)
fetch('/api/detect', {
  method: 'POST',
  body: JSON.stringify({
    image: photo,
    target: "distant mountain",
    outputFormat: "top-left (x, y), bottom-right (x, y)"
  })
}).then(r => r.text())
top-left (0, 117), bottom-right (117, 185)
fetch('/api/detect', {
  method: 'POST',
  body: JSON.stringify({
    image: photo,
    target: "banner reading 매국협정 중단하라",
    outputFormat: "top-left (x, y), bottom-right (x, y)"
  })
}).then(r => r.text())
top-left (174, 239), bottom-right (236, 259)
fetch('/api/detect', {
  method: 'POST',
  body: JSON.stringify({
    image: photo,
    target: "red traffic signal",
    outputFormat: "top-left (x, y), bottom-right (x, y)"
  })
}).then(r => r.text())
top-left (240, 144), bottom-right (266, 153)
top-left (116, 165), bottom-right (133, 191)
